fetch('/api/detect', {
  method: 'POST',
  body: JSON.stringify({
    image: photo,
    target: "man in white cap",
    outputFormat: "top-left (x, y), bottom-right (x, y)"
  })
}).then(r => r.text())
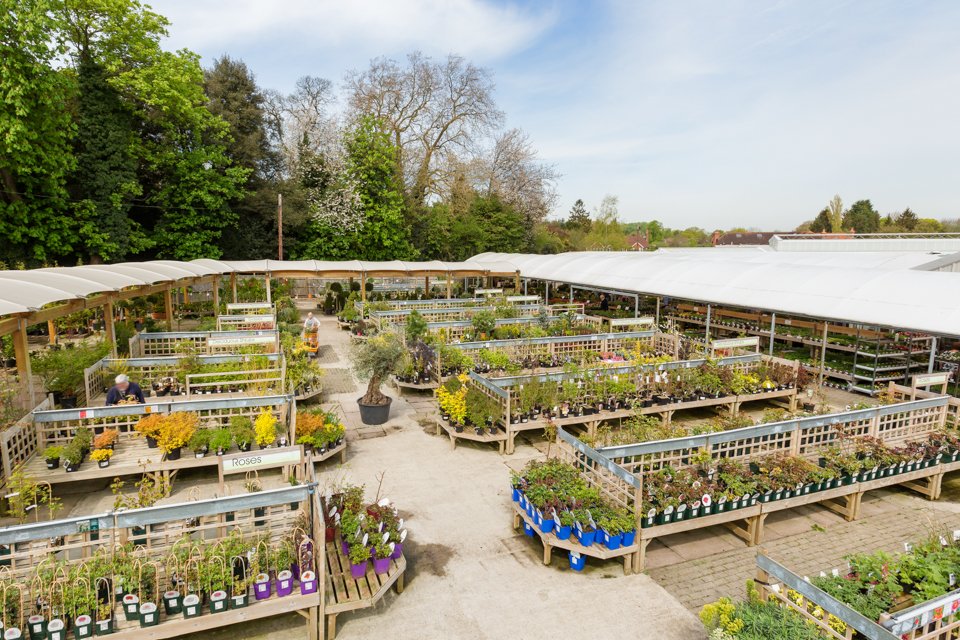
top-left (105, 374), bottom-right (145, 406)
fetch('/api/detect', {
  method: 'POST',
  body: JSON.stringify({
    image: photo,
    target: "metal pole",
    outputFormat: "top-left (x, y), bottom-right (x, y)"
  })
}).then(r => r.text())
top-left (818, 321), bottom-right (828, 385)
top-left (704, 304), bottom-right (712, 343)
top-left (634, 295), bottom-right (639, 318)
top-left (523, 279), bottom-right (528, 296)
top-left (545, 282), bottom-right (550, 304)
top-left (655, 297), bottom-right (661, 326)
top-left (569, 286), bottom-right (574, 304)
top-left (265, 275), bottom-right (272, 304)
top-left (928, 336), bottom-right (937, 374)
top-left (769, 312), bottom-right (776, 357)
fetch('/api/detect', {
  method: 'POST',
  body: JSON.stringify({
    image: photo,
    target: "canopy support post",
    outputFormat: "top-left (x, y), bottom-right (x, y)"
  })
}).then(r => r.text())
top-left (47, 320), bottom-right (56, 346)
top-left (104, 300), bottom-right (116, 358)
top-left (655, 297), bottom-right (661, 326)
top-left (545, 282), bottom-right (550, 304)
top-left (704, 304), bottom-right (712, 343)
top-left (570, 286), bottom-right (574, 304)
top-left (445, 278), bottom-right (451, 300)
top-left (212, 276), bottom-right (220, 316)
top-left (424, 276), bottom-right (429, 295)
top-left (164, 287), bottom-right (174, 331)
top-left (265, 274), bottom-right (272, 304)
top-left (769, 313), bottom-right (776, 357)
top-left (928, 336), bottom-right (937, 374)
top-left (360, 273), bottom-right (367, 304)
top-left (634, 295), bottom-right (639, 318)
top-left (514, 272), bottom-right (520, 292)
top-left (818, 322), bottom-right (828, 385)
top-left (230, 273), bottom-right (238, 303)
top-left (523, 279), bottom-right (528, 296)
top-left (13, 317), bottom-right (34, 407)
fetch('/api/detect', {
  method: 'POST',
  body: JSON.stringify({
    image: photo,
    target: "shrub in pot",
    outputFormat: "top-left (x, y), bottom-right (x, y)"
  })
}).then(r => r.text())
top-left (352, 332), bottom-right (405, 425)
top-left (62, 443), bottom-right (83, 473)
top-left (43, 446), bottom-right (63, 470)
top-left (348, 542), bottom-right (370, 579)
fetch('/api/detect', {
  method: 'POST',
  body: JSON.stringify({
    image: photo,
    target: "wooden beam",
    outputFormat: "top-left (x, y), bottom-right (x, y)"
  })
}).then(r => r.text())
top-left (164, 287), bottom-right (174, 331)
top-left (13, 318), bottom-right (34, 407)
top-left (104, 299), bottom-right (116, 358)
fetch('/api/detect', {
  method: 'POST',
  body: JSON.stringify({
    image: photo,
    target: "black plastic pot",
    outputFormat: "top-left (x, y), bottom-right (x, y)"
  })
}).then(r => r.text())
top-left (357, 396), bottom-right (392, 425)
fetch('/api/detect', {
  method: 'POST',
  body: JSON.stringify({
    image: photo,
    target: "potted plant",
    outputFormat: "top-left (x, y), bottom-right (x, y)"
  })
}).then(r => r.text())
top-left (156, 413), bottom-right (196, 461)
top-left (352, 332), bottom-right (405, 425)
top-left (133, 415), bottom-right (164, 449)
top-left (94, 603), bottom-right (113, 635)
top-left (254, 410), bottom-right (277, 449)
top-left (62, 443), bottom-right (83, 473)
top-left (188, 429), bottom-right (210, 458)
top-left (92, 430), bottom-right (118, 451)
top-left (230, 577), bottom-right (250, 609)
top-left (43, 446), bottom-right (63, 470)
top-left (230, 417), bottom-right (254, 452)
top-left (210, 428), bottom-right (232, 455)
top-left (347, 543), bottom-right (369, 579)
top-left (91, 449), bottom-right (113, 469)
top-left (371, 540), bottom-right (392, 575)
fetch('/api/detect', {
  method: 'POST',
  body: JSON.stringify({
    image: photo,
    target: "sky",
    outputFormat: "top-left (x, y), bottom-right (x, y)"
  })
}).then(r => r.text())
top-left (150, 0), bottom-right (960, 229)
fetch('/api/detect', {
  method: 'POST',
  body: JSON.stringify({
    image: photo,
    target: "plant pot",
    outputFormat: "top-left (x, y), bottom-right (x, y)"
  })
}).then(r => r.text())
top-left (137, 603), bottom-right (158, 628)
top-left (165, 447), bottom-right (181, 461)
top-left (511, 487), bottom-right (521, 502)
top-left (576, 527), bottom-right (596, 547)
top-left (299, 570), bottom-right (318, 595)
top-left (27, 616), bottom-right (45, 640)
top-left (122, 595), bottom-right (139, 622)
top-left (621, 530), bottom-right (636, 546)
top-left (93, 618), bottom-right (113, 636)
top-left (568, 551), bottom-right (586, 571)
top-left (209, 590), bottom-right (227, 613)
top-left (45, 459), bottom-right (59, 470)
top-left (275, 570), bottom-right (294, 597)
top-left (523, 522), bottom-right (535, 537)
top-left (45, 619), bottom-right (65, 640)
top-left (453, 424), bottom-right (463, 433)
top-left (182, 594), bottom-right (201, 618)
top-left (357, 396), bottom-right (392, 425)
top-left (98, 460), bottom-right (109, 469)
top-left (538, 513), bottom-right (555, 534)
top-left (238, 443), bottom-right (251, 452)
top-left (372, 557), bottom-right (391, 575)
top-left (229, 587), bottom-right (249, 609)
top-left (604, 531), bottom-right (622, 550)
top-left (65, 462), bottom-right (81, 473)
top-left (253, 575), bottom-right (271, 600)
top-left (163, 590), bottom-right (182, 615)
top-left (145, 436), bottom-right (157, 449)
top-left (349, 561), bottom-right (368, 579)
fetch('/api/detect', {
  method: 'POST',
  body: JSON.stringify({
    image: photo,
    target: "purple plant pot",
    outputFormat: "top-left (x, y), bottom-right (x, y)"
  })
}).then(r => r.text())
top-left (340, 540), bottom-right (349, 555)
top-left (253, 575), bottom-right (271, 600)
top-left (372, 557), bottom-right (391, 575)
top-left (275, 570), bottom-right (294, 597)
top-left (390, 542), bottom-right (403, 560)
top-left (299, 570), bottom-right (318, 595)
top-left (349, 561), bottom-right (368, 579)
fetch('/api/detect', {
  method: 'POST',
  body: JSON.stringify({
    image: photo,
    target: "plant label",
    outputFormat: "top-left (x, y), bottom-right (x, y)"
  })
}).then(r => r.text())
top-left (904, 542), bottom-right (913, 552)
top-left (382, 532), bottom-right (389, 543)
top-left (831, 568), bottom-right (839, 577)
top-left (400, 529), bottom-right (407, 543)
top-left (361, 533), bottom-right (369, 547)
top-left (954, 530), bottom-right (960, 541)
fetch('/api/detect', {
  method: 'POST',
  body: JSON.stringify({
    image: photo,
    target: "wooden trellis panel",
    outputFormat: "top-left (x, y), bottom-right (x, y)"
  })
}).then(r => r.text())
top-left (130, 331), bottom-right (279, 357)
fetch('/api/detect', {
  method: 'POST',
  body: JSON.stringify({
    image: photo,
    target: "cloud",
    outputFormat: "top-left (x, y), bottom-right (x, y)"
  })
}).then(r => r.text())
top-left (155, 0), bottom-right (556, 63)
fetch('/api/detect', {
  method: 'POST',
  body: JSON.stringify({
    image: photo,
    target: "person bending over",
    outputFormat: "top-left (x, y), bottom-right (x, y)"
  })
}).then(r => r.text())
top-left (106, 374), bottom-right (145, 406)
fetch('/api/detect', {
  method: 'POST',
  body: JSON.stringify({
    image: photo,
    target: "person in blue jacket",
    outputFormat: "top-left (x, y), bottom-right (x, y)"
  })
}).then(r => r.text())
top-left (105, 374), bottom-right (145, 406)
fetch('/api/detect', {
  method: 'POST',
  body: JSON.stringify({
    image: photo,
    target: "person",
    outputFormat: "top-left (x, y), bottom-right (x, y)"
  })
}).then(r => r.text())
top-left (303, 312), bottom-right (320, 332)
top-left (106, 374), bottom-right (145, 406)
top-left (599, 293), bottom-right (610, 311)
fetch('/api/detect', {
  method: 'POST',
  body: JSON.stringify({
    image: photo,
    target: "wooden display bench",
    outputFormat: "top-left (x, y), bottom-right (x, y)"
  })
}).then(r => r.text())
top-left (96, 592), bottom-right (321, 640)
top-left (503, 387), bottom-right (798, 454)
top-left (511, 501), bottom-right (639, 574)
top-left (391, 375), bottom-right (440, 393)
top-left (435, 419), bottom-right (506, 454)
top-left (324, 539), bottom-right (406, 639)
top-left (307, 441), bottom-right (347, 465)
top-left (633, 462), bottom-right (951, 572)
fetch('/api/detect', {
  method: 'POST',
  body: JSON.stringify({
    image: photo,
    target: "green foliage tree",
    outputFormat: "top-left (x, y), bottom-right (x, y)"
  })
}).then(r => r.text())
top-left (809, 208), bottom-right (833, 233)
top-left (842, 199), bottom-right (880, 233)
top-left (566, 198), bottom-right (590, 230)
top-left (895, 207), bottom-right (918, 230)
top-left (0, 0), bottom-right (76, 264)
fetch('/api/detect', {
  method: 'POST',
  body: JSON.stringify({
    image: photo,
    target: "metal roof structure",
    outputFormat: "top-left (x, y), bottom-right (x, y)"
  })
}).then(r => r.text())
top-left (469, 246), bottom-right (960, 336)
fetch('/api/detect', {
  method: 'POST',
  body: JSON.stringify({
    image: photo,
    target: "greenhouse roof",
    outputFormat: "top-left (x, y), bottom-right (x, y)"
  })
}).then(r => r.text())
top-left (469, 248), bottom-right (960, 336)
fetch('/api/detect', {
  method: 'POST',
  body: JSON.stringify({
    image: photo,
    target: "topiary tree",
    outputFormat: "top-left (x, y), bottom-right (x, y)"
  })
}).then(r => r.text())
top-left (353, 332), bottom-right (406, 406)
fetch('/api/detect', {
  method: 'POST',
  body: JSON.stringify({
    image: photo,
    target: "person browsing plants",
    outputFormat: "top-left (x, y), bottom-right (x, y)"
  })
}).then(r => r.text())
top-left (106, 374), bottom-right (145, 406)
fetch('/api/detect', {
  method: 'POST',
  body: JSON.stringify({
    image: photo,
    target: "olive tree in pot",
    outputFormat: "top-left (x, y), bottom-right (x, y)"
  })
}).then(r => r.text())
top-left (353, 332), bottom-right (405, 425)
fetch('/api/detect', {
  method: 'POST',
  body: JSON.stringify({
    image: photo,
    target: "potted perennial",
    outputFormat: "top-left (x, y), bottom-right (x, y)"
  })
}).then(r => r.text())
top-left (90, 449), bottom-right (112, 469)
top-left (42, 447), bottom-right (63, 470)
top-left (347, 543), bottom-right (370, 579)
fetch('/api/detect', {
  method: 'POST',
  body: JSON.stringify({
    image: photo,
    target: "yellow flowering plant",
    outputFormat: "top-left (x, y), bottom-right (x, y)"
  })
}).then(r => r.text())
top-left (91, 448), bottom-right (113, 462)
top-left (156, 412), bottom-right (198, 454)
top-left (254, 409), bottom-right (278, 447)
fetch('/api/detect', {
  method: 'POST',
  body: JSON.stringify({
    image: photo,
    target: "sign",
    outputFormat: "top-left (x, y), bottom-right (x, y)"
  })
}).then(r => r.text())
top-left (609, 316), bottom-right (654, 326)
top-left (914, 372), bottom-right (949, 387)
top-left (475, 288), bottom-right (503, 295)
top-left (711, 337), bottom-right (760, 350)
top-left (885, 587), bottom-right (960, 636)
top-left (226, 302), bottom-right (273, 311)
top-left (208, 335), bottom-right (275, 347)
top-left (220, 445), bottom-right (302, 475)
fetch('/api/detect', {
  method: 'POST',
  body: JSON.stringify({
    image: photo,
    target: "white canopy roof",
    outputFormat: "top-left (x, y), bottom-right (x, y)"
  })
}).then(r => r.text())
top-left (470, 249), bottom-right (960, 336)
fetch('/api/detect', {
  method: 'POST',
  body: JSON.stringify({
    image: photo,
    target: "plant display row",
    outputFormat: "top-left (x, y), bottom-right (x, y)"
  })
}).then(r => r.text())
top-left (640, 430), bottom-right (960, 527)
top-left (812, 531), bottom-right (960, 622)
top-left (134, 411), bottom-right (286, 459)
top-left (0, 527), bottom-right (316, 637)
top-left (510, 460), bottom-right (636, 571)
top-left (700, 579), bottom-right (843, 640)
top-left (327, 484), bottom-right (407, 579)
top-left (32, 341), bottom-right (111, 404)
top-left (40, 425), bottom-right (100, 473)
top-left (294, 410), bottom-right (346, 454)
top-left (435, 375), bottom-right (501, 436)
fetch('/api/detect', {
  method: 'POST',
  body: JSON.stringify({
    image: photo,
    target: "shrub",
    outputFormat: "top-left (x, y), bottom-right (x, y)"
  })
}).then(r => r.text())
top-left (91, 449), bottom-right (113, 463)
top-left (254, 410), bottom-right (278, 447)
top-left (156, 412), bottom-right (198, 453)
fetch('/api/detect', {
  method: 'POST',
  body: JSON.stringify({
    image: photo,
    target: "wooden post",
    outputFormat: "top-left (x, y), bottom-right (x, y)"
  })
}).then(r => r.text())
top-left (13, 317), bottom-right (34, 407)
top-left (265, 275), bottom-right (272, 304)
top-left (424, 276), bottom-right (429, 295)
top-left (164, 287), bottom-right (174, 331)
top-left (545, 282), bottom-right (550, 304)
top-left (446, 278), bottom-right (452, 300)
top-left (514, 272), bottom-right (520, 292)
top-left (768, 312), bottom-right (776, 356)
top-left (360, 273), bottom-right (367, 304)
top-left (230, 272), bottom-right (238, 303)
top-left (103, 300), bottom-right (117, 358)
top-left (47, 319), bottom-right (56, 346)
top-left (182, 286), bottom-right (190, 304)
top-left (655, 296), bottom-right (660, 326)
top-left (212, 276), bottom-right (220, 316)
top-left (818, 322), bottom-right (828, 385)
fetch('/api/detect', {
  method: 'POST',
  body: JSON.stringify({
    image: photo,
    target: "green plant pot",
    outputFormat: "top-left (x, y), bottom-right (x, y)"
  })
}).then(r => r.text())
top-left (138, 602), bottom-right (158, 628)
top-left (182, 594), bottom-right (201, 619)
top-left (122, 595), bottom-right (139, 622)
top-left (72, 616), bottom-right (92, 639)
top-left (209, 591), bottom-right (228, 614)
top-left (93, 618), bottom-right (113, 636)
top-left (44, 619), bottom-right (65, 640)
top-left (162, 591), bottom-right (181, 614)
top-left (229, 591), bottom-right (249, 609)
top-left (26, 616), bottom-right (45, 640)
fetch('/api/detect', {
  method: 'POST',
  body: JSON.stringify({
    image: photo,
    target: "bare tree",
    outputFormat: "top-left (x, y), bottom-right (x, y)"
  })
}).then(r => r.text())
top-left (474, 128), bottom-right (558, 224)
top-left (264, 75), bottom-right (336, 176)
top-left (346, 52), bottom-right (503, 206)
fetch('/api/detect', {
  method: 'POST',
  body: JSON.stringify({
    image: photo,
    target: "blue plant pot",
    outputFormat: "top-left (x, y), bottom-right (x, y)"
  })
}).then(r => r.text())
top-left (604, 532), bottom-right (622, 550)
top-left (523, 522), bottom-right (535, 537)
top-left (556, 525), bottom-right (572, 540)
top-left (539, 518), bottom-right (555, 534)
top-left (577, 528), bottom-right (596, 547)
top-left (568, 552), bottom-right (586, 572)
top-left (511, 488), bottom-right (521, 502)
top-left (526, 503), bottom-right (534, 517)
top-left (621, 530), bottom-right (636, 546)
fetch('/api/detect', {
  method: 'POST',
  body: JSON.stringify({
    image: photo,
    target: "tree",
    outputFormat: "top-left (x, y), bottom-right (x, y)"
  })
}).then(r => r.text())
top-left (474, 128), bottom-right (558, 226)
top-left (346, 52), bottom-right (503, 208)
top-left (842, 199), bottom-right (880, 233)
top-left (567, 199), bottom-right (590, 231)
top-left (810, 208), bottom-right (833, 233)
top-left (0, 0), bottom-right (76, 264)
top-left (827, 195), bottom-right (843, 232)
top-left (581, 195), bottom-right (628, 250)
top-left (914, 218), bottom-right (944, 233)
top-left (895, 208), bottom-right (918, 231)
